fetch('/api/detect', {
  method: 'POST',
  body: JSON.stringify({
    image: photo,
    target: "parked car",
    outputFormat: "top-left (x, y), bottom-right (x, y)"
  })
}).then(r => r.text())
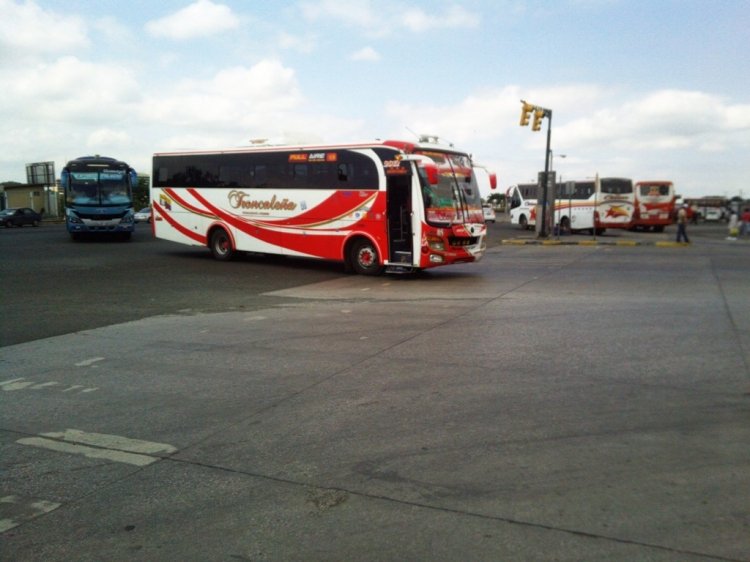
top-left (134, 207), bottom-right (152, 223)
top-left (0, 207), bottom-right (42, 228)
top-left (702, 207), bottom-right (723, 221)
top-left (482, 205), bottom-right (496, 223)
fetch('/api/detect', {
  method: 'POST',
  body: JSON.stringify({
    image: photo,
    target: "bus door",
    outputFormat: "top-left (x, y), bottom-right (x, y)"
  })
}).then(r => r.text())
top-left (386, 174), bottom-right (413, 264)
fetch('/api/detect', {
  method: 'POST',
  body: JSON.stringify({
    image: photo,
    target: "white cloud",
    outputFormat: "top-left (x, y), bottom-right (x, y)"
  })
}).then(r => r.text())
top-left (145, 0), bottom-right (239, 40)
top-left (557, 89), bottom-right (750, 152)
top-left (139, 58), bottom-right (365, 149)
top-left (278, 31), bottom-right (318, 54)
top-left (299, 0), bottom-right (376, 30)
top-left (299, 0), bottom-right (479, 35)
top-left (1, 56), bottom-right (141, 122)
top-left (350, 47), bottom-right (380, 62)
top-left (86, 128), bottom-right (132, 151)
top-left (140, 60), bottom-right (303, 129)
top-left (382, 84), bottom-right (750, 195)
top-left (0, 0), bottom-right (89, 60)
top-left (401, 5), bottom-right (480, 32)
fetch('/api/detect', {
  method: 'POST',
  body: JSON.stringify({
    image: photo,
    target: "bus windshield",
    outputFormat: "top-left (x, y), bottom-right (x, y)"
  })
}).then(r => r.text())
top-left (416, 150), bottom-right (483, 226)
top-left (67, 170), bottom-right (132, 206)
top-left (601, 178), bottom-right (633, 195)
top-left (639, 183), bottom-right (671, 196)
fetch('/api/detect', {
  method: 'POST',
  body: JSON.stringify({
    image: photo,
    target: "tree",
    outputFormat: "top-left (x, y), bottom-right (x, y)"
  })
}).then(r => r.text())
top-left (133, 174), bottom-right (150, 210)
top-left (486, 192), bottom-right (505, 211)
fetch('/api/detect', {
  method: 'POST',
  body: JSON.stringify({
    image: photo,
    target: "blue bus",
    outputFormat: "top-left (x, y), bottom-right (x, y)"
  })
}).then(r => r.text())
top-left (60, 156), bottom-right (138, 240)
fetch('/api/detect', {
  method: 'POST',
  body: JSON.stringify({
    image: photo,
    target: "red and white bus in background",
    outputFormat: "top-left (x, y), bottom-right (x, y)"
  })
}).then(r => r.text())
top-left (632, 181), bottom-right (675, 232)
top-left (506, 183), bottom-right (538, 230)
top-left (151, 139), bottom-right (490, 275)
top-left (507, 176), bottom-right (635, 234)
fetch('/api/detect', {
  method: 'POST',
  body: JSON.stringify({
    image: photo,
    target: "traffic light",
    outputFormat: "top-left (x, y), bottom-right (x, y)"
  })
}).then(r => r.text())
top-left (519, 102), bottom-right (534, 127)
top-left (532, 108), bottom-right (545, 131)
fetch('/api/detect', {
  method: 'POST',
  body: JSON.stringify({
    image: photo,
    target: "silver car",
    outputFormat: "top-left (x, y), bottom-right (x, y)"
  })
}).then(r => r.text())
top-left (134, 207), bottom-right (152, 223)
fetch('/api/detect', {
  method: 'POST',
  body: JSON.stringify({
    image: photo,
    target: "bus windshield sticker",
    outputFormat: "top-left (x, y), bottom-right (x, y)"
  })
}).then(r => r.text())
top-left (383, 160), bottom-right (409, 175)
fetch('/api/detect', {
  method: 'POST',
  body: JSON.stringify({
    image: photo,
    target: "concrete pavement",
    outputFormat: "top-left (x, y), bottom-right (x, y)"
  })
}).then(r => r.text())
top-left (1, 236), bottom-right (749, 561)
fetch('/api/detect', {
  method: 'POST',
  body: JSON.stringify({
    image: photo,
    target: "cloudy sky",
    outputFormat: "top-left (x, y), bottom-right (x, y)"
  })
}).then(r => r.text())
top-left (1, 0), bottom-right (748, 198)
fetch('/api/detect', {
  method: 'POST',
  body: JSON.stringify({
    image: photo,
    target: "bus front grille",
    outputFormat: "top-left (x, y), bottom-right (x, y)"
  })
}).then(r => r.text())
top-left (449, 236), bottom-right (479, 247)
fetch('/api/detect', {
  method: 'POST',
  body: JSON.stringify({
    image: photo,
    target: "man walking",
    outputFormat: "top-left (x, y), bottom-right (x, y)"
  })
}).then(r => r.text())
top-left (676, 203), bottom-right (690, 243)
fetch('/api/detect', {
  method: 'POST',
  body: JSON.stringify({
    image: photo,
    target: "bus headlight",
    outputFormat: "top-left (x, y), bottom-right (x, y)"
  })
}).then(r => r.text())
top-left (429, 254), bottom-right (444, 263)
top-left (66, 211), bottom-right (83, 224)
top-left (120, 213), bottom-right (135, 225)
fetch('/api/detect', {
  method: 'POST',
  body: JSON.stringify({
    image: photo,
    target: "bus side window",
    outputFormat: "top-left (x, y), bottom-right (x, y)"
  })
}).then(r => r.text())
top-left (292, 164), bottom-right (308, 187)
top-left (254, 165), bottom-right (268, 188)
top-left (337, 163), bottom-right (348, 182)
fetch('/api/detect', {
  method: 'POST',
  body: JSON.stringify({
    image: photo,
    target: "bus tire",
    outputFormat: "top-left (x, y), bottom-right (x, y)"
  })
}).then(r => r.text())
top-left (210, 228), bottom-right (235, 261)
top-left (519, 215), bottom-right (528, 230)
top-left (349, 238), bottom-right (383, 276)
top-left (560, 217), bottom-right (571, 235)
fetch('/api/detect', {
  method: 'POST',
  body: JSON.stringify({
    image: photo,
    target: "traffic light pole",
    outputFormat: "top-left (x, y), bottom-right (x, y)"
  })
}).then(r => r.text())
top-left (518, 100), bottom-right (553, 237)
top-left (539, 109), bottom-right (553, 238)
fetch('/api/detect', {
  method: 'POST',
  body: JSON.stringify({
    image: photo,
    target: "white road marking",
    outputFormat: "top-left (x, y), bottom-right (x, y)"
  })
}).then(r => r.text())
top-left (40, 429), bottom-right (178, 455)
top-left (0, 495), bottom-right (61, 533)
top-left (62, 385), bottom-right (84, 392)
top-left (0, 378), bottom-right (97, 394)
top-left (75, 357), bottom-right (105, 367)
top-left (16, 429), bottom-right (178, 467)
top-left (31, 382), bottom-right (60, 389)
top-left (244, 315), bottom-right (267, 321)
top-left (17, 438), bottom-right (158, 467)
top-left (1, 379), bottom-right (35, 391)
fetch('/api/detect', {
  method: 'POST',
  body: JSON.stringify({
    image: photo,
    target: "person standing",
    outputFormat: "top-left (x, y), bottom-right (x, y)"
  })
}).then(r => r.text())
top-left (727, 211), bottom-right (739, 241)
top-left (676, 203), bottom-right (690, 243)
top-left (741, 207), bottom-right (750, 237)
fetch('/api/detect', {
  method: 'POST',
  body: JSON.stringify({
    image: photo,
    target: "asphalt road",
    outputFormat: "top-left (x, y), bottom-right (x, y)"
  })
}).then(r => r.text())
top-left (0, 222), bottom-right (343, 347)
top-left (1, 219), bottom-right (749, 561)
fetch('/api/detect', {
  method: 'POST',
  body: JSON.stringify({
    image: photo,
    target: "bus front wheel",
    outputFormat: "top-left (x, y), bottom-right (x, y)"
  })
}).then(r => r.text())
top-left (210, 228), bottom-right (235, 261)
top-left (349, 238), bottom-right (383, 276)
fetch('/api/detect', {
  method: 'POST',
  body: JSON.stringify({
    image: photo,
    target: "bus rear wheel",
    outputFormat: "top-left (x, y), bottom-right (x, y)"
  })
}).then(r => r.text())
top-left (560, 217), bottom-right (571, 235)
top-left (210, 228), bottom-right (235, 261)
top-left (349, 238), bottom-right (383, 276)
top-left (519, 215), bottom-right (528, 230)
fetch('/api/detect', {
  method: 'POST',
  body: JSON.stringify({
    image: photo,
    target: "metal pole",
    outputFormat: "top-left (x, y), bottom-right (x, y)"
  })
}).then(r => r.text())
top-left (539, 110), bottom-right (553, 238)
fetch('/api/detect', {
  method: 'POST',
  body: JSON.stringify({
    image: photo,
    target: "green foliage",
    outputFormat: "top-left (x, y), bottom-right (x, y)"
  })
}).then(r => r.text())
top-left (133, 174), bottom-right (150, 210)
top-left (486, 192), bottom-right (505, 211)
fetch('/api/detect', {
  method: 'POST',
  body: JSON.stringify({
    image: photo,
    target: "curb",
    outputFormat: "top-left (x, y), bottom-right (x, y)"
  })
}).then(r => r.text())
top-left (501, 239), bottom-right (692, 247)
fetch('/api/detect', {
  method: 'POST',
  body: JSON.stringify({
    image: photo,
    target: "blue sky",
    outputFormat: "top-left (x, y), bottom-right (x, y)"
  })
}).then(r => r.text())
top-left (1, 0), bottom-right (749, 198)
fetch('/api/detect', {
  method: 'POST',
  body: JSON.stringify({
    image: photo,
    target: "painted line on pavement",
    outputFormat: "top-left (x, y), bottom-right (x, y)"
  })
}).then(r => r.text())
top-left (0, 495), bottom-right (61, 533)
top-left (17, 429), bottom-right (178, 467)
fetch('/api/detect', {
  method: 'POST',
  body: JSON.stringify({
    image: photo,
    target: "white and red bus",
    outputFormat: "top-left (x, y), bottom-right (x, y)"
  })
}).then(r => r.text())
top-left (632, 181), bottom-right (675, 232)
top-left (151, 139), bottom-right (493, 275)
top-left (507, 176), bottom-right (634, 234)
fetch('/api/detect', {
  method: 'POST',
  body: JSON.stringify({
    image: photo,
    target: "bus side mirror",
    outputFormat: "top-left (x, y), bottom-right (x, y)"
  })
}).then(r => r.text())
top-left (129, 170), bottom-right (138, 189)
top-left (60, 170), bottom-right (70, 189)
top-left (489, 173), bottom-right (497, 190)
top-left (422, 163), bottom-right (439, 186)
